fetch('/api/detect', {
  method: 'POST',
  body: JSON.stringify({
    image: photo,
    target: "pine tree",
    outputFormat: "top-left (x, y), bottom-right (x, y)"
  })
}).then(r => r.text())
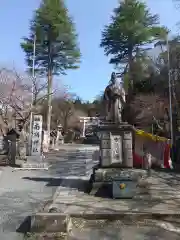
top-left (100, 0), bottom-right (166, 123)
top-left (21, 0), bottom-right (80, 139)
top-left (21, 0), bottom-right (80, 75)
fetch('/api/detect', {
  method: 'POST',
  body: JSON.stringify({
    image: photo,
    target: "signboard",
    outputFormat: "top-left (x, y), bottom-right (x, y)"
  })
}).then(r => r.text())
top-left (112, 135), bottom-right (122, 164)
top-left (31, 115), bottom-right (43, 156)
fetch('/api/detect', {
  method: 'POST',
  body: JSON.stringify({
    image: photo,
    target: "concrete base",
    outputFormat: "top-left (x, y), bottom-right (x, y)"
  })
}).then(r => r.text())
top-left (14, 162), bottom-right (49, 170)
top-left (90, 168), bottom-right (148, 199)
top-left (31, 213), bottom-right (67, 233)
top-left (0, 154), bottom-right (9, 165)
top-left (27, 212), bottom-right (180, 235)
top-left (27, 155), bottom-right (45, 162)
top-left (15, 155), bottom-right (49, 170)
top-left (93, 167), bottom-right (147, 182)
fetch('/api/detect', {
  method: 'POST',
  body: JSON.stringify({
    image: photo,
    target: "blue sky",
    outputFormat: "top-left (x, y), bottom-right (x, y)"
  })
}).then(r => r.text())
top-left (0, 0), bottom-right (179, 101)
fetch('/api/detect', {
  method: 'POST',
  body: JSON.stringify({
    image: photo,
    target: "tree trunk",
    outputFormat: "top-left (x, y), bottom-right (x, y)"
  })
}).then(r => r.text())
top-left (47, 68), bottom-right (52, 143)
top-left (124, 48), bottom-right (134, 124)
top-left (46, 37), bottom-right (53, 148)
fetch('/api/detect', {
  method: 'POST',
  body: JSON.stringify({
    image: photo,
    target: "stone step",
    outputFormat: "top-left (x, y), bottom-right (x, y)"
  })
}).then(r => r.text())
top-left (53, 160), bottom-right (93, 165)
top-left (25, 233), bottom-right (67, 239)
top-left (94, 168), bottom-right (147, 182)
top-left (16, 162), bottom-right (49, 170)
top-left (29, 212), bottom-right (180, 237)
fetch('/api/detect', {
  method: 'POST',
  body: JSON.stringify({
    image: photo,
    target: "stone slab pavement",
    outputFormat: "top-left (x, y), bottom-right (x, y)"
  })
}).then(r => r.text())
top-left (49, 170), bottom-right (180, 214)
top-left (67, 217), bottom-right (180, 240)
top-left (22, 144), bottom-right (180, 238)
top-left (0, 144), bottom-right (99, 239)
top-left (2, 144), bottom-right (180, 239)
top-left (48, 146), bottom-right (180, 239)
top-left (0, 166), bottom-right (57, 237)
top-left (43, 146), bottom-right (180, 216)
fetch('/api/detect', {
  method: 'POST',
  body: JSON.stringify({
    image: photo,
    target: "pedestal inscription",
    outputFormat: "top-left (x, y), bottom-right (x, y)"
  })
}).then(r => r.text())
top-left (100, 132), bottom-right (123, 167)
top-left (111, 135), bottom-right (122, 164)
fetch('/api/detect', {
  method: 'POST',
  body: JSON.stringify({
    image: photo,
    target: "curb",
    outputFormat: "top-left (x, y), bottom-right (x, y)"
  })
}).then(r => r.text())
top-left (13, 163), bottom-right (50, 171)
top-left (32, 211), bottom-right (180, 218)
top-left (27, 212), bottom-right (180, 233)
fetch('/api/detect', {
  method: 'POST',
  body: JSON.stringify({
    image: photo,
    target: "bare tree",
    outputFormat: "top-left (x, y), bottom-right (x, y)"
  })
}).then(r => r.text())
top-left (131, 94), bottom-right (170, 135)
top-left (0, 67), bottom-right (50, 133)
top-left (50, 92), bottom-right (76, 132)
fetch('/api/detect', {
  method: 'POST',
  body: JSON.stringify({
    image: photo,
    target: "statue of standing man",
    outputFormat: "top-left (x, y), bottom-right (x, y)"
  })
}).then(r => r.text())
top-left (103, 72), bottom-right (126, 124)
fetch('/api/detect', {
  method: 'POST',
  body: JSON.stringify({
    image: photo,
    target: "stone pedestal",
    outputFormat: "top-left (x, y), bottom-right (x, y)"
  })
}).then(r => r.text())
top-left (89, 122), bottom-right (146, 199)
top-left (93, 168), bottom-right (147, 182)
top-left (90, 167), bottom-right (147, 199)
top-left (99, 122), bottom-right (133, 168)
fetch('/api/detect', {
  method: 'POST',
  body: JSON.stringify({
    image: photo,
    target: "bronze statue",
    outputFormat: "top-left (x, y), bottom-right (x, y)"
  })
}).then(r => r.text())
top-left (103, 72), bottom-right (126, 123)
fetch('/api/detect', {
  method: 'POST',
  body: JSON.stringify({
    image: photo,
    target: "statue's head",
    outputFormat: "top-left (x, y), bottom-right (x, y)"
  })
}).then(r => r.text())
top-left (110, 72), bottom-right (117, 84)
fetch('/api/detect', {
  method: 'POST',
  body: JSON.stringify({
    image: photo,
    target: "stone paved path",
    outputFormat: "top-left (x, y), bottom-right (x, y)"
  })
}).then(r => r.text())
top-left (46, 150), bottom-right (180, 215)
top-left (42, 146), bottom-right (180, 239)
top-left (49, 172), bottom-right (180, 215)
top-left (0, 167), bottom-right (55, 231)
top-left (0, 144), bottom-right (98, 239)
top-left (1, 144), bottom-right (180, 239)
top-left (67, 218), bottom-right (180, 240)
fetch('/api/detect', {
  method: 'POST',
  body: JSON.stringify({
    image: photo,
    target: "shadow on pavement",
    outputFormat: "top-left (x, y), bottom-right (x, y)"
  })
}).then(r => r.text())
top-left (22, 176), bottom-right (91, 193)
top-left (17, 176), bottom-right (91, 234)
top-left (16, 216), bottom-right (31, 233)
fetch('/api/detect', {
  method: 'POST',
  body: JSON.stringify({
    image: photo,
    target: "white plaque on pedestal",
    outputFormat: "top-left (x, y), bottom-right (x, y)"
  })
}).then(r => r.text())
top-left (31, 115), bottom-right (43, 156)
top-left (111, 135), bottom-right (123, 164)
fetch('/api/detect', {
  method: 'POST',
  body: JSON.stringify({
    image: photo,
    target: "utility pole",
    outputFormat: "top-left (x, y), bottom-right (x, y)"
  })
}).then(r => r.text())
top-left (29, 34), bottom-right (36, 155)
top-left (166, 33), bottom-right (173, 146)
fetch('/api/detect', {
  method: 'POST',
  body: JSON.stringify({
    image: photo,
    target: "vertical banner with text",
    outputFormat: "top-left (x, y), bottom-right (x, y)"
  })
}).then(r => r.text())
top-left (31, 115), bottom-right (43, 156)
